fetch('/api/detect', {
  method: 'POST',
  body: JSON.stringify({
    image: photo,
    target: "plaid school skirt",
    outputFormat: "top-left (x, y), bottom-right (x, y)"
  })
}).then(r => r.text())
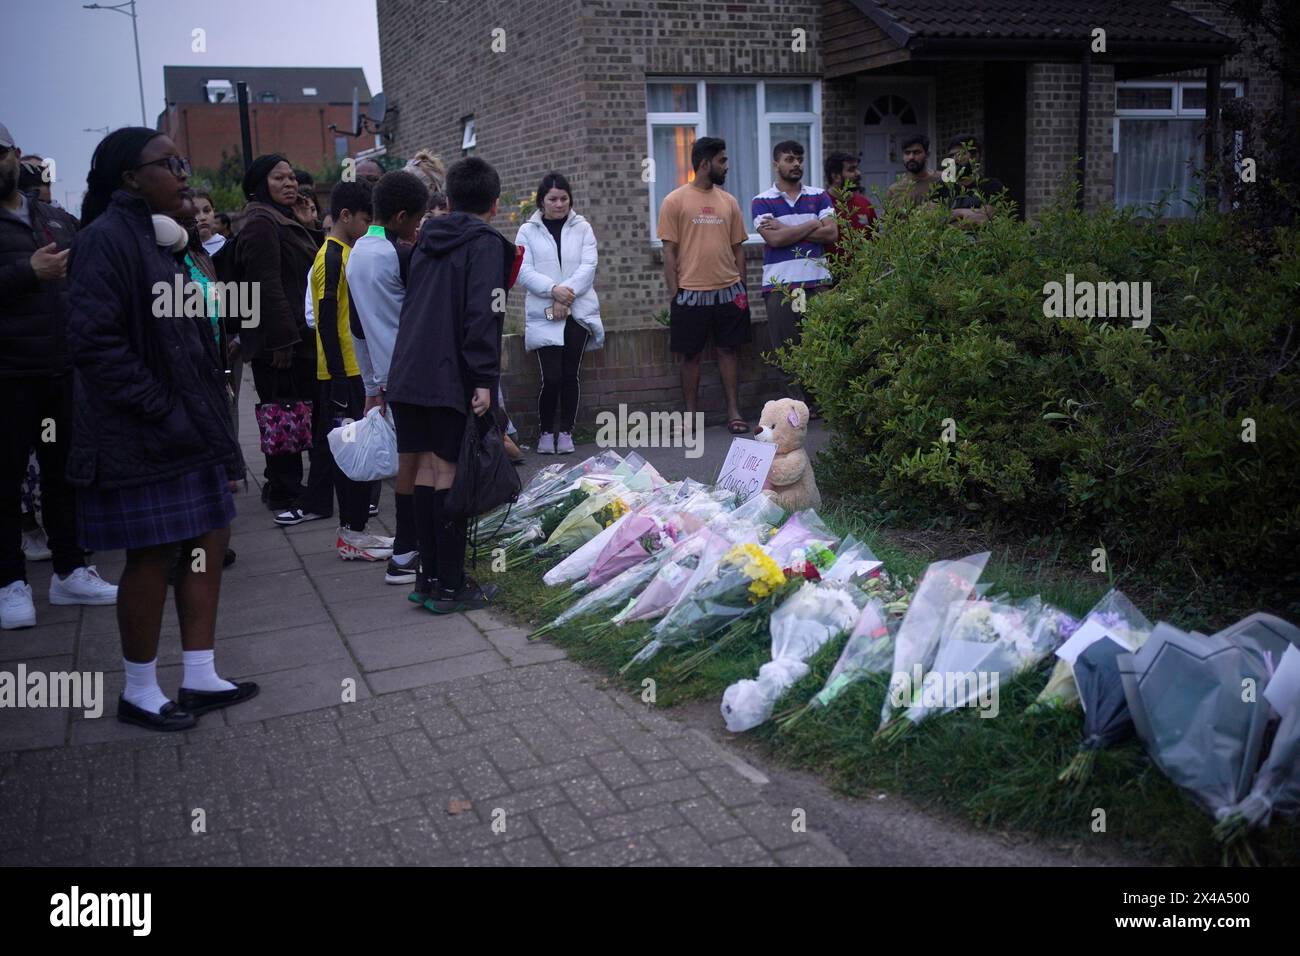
top-left (77, 464), bottom-right (236, 552)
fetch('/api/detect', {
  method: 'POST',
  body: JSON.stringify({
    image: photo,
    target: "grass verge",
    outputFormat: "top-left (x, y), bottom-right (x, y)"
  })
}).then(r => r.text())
top-left (478, 502), bottom-right (1300, 866)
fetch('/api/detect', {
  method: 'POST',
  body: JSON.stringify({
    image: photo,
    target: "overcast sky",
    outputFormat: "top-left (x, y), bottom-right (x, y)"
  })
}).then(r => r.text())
top-left (4, 0), bottom-right (384, 216)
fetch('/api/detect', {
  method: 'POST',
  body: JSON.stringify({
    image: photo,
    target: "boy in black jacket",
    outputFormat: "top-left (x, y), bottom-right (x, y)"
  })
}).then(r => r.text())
top-left (387, 157), bottom-right (516, 614)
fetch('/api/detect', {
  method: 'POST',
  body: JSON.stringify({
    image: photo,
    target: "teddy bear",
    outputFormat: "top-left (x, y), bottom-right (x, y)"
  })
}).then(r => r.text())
top-left (754, 398), bottom-right (821, 513)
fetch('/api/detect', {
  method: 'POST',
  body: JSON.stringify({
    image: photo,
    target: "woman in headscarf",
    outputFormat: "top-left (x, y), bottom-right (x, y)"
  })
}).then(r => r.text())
top-left (235, 154), bottom-right (320, 515)
top-left (66, 127), bottom-right (254, 731)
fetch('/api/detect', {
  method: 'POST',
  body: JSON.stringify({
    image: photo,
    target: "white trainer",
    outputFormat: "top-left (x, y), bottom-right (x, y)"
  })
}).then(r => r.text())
top-left (49, 566), bottom-right (119, 606)
top-left (556, 432), bottom-right (576, 454)
top-left (0, 581), bottom-right (37, 629)
top-left (22, 528), bottom-right (52, 561)
top-left (537, 432), bottom-right (556, 454)
top-left (337, 528), bottom-right (395, 562)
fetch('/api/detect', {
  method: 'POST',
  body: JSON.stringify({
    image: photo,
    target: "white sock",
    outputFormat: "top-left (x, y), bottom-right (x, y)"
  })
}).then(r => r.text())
top-left (181, 649), bottom-right (237, 693)
top-left (122, 658), bottom-right (171, 714)
top-left (393, 550), bottom-right (417, 564)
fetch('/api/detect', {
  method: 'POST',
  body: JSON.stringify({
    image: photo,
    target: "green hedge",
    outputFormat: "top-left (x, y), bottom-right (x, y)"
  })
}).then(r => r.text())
top-left (782, 198), bottom-right (1300, 571)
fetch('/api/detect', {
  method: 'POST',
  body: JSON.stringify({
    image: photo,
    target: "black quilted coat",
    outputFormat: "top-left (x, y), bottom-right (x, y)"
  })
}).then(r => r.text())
top-left (63, 189), bottom-right (242, 489)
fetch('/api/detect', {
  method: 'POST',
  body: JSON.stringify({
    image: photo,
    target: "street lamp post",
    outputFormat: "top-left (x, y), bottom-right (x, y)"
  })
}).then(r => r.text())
top-left (83, 1), bottom-right (147, 127)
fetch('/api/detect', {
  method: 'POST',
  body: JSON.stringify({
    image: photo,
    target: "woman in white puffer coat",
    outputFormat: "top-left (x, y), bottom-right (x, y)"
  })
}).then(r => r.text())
top-left (515, 172), bottom-right (605, 454)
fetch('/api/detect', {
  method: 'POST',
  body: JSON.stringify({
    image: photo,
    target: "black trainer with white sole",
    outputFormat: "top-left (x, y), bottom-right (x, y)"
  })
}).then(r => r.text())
top-left (274, 508), bottom-right (326, 527)
top-left (424, 577), bottom-right (498, 614)
top-left (385, 552), bottom-right (420, 585)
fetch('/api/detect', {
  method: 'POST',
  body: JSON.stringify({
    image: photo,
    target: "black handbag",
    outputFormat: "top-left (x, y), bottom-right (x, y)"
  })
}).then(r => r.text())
top-left (444, 406), bottom-right (521, 521)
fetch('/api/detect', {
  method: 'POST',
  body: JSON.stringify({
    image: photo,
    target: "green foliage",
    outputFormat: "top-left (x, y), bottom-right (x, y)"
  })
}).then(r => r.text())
top-left (782, 197), bottom-right (1300, 573)
top-left (189, 149), bottom-right (245, 214)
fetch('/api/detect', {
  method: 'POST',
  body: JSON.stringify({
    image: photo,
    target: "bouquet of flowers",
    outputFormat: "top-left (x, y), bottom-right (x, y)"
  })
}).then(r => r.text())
top-left (542, 484), bottom-right (683, 588)
top-left (1032, 589), bottom-right (1150, 713)
top-left (765, 510), bottom-right (839, 567)
top-left (536, 485), bottom-right (639, 559)
top-left (877, 551), bottom-right (991, 731)
top-left (624, 542), bottom-right (786, 671)
top-left (778, 598), bottom-right (899, 729)
top-left (720, 580), bottom-right (866, 732)
top-left (582, 507), bottom-right (681, 589)
top-left (879, 595), bottom-right (1057, 743)
top-left (613, 527), bottom-right (734, 630)
top-left (473, 451), bottom-right (628, 545)
top-left (821, 535), bottom-right (884, 584)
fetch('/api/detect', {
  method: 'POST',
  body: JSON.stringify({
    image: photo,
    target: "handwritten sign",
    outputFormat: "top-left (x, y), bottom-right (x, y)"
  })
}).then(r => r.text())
top-left (716, 438), bottom-right (776, 503)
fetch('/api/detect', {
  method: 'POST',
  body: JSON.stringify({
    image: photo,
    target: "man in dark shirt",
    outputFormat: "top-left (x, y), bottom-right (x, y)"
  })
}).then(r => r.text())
top-left (933, 134), bottom-right (1005, 225)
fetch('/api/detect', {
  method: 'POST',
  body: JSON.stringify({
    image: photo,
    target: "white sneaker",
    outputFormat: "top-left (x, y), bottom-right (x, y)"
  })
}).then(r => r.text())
top-left (49, 565), bottom-right (119, 606)
top-left (556, 432), bottom-right (576, 454)
top-left (22, 528), bottom-right (52, 561)
top-left (537, 432), bottom-right (556, 454)
top-left (337, 528), bottom-right (395, 562)
top-left (0, 581), bottom-right (36, 629)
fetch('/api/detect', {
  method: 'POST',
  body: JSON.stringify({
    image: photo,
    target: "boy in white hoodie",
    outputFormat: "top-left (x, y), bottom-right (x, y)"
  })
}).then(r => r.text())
top-left (344, 170), bottom-right (429, 585)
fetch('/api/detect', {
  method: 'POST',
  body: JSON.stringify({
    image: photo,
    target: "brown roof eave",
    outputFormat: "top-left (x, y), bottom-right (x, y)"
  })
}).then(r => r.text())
top-left (907, 35), bottom-right (1238, 63)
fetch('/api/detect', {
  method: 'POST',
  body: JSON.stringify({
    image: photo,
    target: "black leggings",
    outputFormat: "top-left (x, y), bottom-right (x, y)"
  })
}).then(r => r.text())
top-left (535, 317), bottom-right (589, 435)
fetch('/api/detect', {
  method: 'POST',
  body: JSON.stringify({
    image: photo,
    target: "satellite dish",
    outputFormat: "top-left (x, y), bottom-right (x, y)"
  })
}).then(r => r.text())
top-left (370, 92), bottom-right (387, 123)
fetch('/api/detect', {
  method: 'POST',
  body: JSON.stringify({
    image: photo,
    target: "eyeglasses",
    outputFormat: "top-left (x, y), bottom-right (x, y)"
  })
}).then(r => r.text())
top-left (134, 155), bottom-right (191, 178)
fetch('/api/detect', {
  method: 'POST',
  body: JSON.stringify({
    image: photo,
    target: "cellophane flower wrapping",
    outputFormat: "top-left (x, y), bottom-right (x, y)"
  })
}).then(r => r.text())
top-left (538, 485), bottom-right (639, 558)
top-left (721, 580), bottom-right (866, 732)
top-left (1033, 589), bottom-right (1151, 711)
top-left (765, 510), bottom-right (839, 567)
top-left (542, 483), bottom-right (683, 587)
top-left (900, 596), bottom-right (1054, 726)
top-left (629, 543), bottom-right (785, 668)
top-left (879, 551), bottom-right (991, 729)
top-left (812, 598), bottom-right (899, 708)
top-left (821, 535), bottom-right (884, 584)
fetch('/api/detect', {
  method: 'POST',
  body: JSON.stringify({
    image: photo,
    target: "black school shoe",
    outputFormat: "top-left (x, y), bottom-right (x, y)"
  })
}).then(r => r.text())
top-left (177, 681), bottom-right (260, 716)
top-left (424, 576), bottom-right (498, 615)
top-left (117, 697), bottom-right (197, 732)
top-left (386, 551), bottom-right (420, 586)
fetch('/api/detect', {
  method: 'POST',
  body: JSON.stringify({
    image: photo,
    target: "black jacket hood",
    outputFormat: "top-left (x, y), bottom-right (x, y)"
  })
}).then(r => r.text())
top-left (417, 211), bottom-right (502, 256)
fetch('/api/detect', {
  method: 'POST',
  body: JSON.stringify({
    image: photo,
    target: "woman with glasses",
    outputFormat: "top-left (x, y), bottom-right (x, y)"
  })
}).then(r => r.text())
top-left (65, 128), bottom-right (254, 731)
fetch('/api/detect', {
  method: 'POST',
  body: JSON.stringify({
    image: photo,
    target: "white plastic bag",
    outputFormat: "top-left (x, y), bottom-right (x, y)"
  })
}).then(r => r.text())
top-left (327, 406), bottom-right (398, 481)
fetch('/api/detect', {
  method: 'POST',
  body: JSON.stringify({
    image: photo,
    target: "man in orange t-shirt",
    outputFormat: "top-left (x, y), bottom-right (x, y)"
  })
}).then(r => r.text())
top-left (657, 137), bottom-right (751, 435)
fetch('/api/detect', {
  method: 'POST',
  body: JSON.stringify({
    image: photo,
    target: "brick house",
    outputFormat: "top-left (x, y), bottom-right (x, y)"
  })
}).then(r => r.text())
top-left (375, 0), bottom-right (1281, 434)
top-left (158, 66), bottom-right (373, 178)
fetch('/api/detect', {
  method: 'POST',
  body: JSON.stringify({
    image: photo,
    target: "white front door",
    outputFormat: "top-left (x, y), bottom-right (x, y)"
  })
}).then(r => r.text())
top-left (857, 82), bottom-right (933, 208)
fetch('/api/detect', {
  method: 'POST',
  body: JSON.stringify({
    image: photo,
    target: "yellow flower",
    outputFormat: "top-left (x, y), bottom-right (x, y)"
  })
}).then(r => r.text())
top-left (723, 544), bottom-right (784, 603)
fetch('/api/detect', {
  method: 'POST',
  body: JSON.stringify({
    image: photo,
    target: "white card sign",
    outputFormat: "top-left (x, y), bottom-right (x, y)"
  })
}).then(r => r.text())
top-left (1264, 645), bottom-right (1300, 715)
top-left (716, 438), bottom-right (776, 503)
top-left (1054, 618), bottom-right (1133, 667)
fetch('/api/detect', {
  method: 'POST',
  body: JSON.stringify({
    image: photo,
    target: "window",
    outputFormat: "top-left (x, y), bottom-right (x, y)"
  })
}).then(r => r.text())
top-left (646, 78), bottom-right (821, 241)
top-left (302, 87), bottom-right (318, 97)
top-left (1114, 80), bottom-right (1242, 217)
top-left (334, 136), bottom-right (349, 159)
top-left (258, 90), bottom-right (278, 104)
top-left (461, 115), bottom-right (476, 152)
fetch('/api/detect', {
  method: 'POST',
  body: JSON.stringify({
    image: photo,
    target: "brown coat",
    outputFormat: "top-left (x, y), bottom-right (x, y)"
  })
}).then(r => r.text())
top-left (232, 200), bottom-right (320, 362)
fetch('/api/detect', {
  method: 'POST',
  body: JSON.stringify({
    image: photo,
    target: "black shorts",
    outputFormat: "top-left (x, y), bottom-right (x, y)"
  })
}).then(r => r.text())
top-left (390, 401), bottom-right (465, 462)
top-left (669, 283), bottom-right (752, 357)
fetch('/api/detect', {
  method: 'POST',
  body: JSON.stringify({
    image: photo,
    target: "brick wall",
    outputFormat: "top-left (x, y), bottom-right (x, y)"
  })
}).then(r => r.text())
top-left (377, 0), bottom-right (823, 429)
top-left (935, 61), bottom-right (985, 152)
top-left (1023, 61), bottom-right (1115, 218)
top-left (161, 103), bottom-right (361, 175)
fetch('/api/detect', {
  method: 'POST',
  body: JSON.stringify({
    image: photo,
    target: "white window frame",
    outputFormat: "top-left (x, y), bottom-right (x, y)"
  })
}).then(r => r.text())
top-left (1113, 80), bottom-right (1245, 206)
top-left (646, 77), bottom-right (822, 244)
top-left (461, 116), bottom-right (476, 152)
